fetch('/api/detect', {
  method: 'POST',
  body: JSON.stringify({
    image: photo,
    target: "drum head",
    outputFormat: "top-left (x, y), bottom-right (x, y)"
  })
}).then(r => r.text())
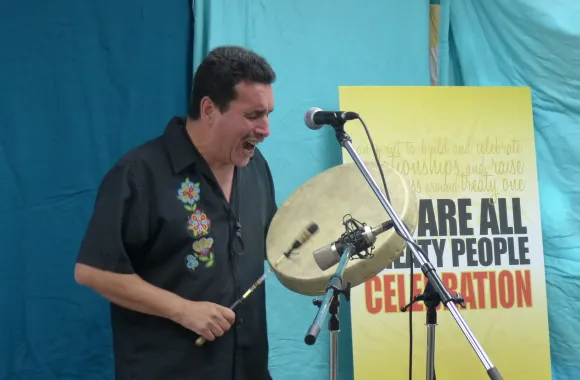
top-left (266, 161), bottom-right (418, 296)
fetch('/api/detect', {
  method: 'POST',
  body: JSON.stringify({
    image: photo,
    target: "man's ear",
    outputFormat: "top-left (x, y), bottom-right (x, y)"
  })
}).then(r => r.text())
top-left (199, 96), bottom-right (216, 123)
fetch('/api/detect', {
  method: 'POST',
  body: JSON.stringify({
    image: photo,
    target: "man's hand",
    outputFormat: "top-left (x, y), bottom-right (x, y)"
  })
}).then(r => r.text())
top-left (73, 265), bottom-right (236, 342)
top-left (174, 301), bottom-right (236, 342)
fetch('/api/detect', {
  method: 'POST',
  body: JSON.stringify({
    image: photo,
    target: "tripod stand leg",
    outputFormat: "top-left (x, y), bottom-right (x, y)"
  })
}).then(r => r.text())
top-left (426, 324), bottom-right (436, 380)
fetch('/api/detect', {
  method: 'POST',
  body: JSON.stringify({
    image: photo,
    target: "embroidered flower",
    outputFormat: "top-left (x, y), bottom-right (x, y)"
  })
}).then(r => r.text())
top-left (193, 237), bottom-right (215, 267)
top-left (187, 209), bottom-right (211, 237)
top-left (177, 178), bottom-right (200, 206)
top-left (186, 254), bottom-right (199, 271)
top-left (193, 237), bottom-right (213, 256)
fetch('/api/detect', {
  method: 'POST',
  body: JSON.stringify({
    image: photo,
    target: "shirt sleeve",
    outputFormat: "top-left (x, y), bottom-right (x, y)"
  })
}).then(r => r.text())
top-left (76, 158), bottom-right (151, 274)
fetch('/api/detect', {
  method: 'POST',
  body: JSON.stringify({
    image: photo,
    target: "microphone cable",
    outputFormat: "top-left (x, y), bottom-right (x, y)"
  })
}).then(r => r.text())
top-left (353, 115), bottom-right (432, 380)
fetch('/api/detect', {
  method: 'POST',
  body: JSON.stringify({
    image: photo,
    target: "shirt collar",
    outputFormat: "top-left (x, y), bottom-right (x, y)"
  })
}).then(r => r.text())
top-left (163, 116), bottom-right (202, 174)
top-left (163, 115), bottom-right (257, 175)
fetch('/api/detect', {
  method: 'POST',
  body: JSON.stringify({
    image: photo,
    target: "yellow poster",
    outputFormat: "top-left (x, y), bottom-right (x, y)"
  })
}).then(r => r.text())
top-left (338, 86), bottom-right (551, 380)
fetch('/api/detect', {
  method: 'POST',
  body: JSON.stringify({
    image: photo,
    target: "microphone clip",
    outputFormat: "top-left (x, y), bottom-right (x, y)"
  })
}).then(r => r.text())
top-left (338, 215), bottom-right (375, 261)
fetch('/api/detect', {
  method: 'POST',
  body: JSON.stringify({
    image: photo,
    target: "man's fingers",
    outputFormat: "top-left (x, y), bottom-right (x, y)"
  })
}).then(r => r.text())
top-left (195, 304), bottom-right (236, 343)
top-left (220, 307), bottom-right (236, 324)
top-left (214, 314), bottom-right (231, 331)
top-left (210, 323), bottom-right (225, 337)
top-left (202, 329), bottom-right (216, 342)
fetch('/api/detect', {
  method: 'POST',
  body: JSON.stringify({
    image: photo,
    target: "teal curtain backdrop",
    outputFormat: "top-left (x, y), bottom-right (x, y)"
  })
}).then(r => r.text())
top-left (0, 1), bottom-right (192, 379)
top-left (192, 1), bottom-right (431, 379)
top-left (439, 1), bottom-right (580, 379)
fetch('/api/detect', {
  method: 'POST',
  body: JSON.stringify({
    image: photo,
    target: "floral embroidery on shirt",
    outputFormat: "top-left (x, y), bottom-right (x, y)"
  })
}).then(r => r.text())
top-left (187, 209), bottom-right (211, 237)
top-left (177, 178), bottom-right (215, 271)
top-left (192, 237), bottom-right (215, 268)
top-left (177, 177), bottom-right (200, 209)
top-left (186, 254), bottom-right (199, 271)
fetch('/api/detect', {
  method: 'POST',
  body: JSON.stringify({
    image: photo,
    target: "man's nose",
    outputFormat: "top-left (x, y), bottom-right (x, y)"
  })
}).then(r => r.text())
top-left (255, 116), bottom-right (270, 138)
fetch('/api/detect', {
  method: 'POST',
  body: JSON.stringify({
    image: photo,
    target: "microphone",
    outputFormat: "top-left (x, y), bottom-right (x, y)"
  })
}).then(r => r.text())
top-left (304, 107), bottom-right (359, 130)
top-left (284, 222), bottom-right (320, 256)
top-left (313, 220), bottom-right (394, 271)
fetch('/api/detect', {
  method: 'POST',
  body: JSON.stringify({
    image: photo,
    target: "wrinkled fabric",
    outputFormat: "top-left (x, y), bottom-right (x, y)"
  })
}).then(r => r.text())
top-left (439, 1), bottom-right (580, 379)
top-left (0, 1), bottom-right (193, 379)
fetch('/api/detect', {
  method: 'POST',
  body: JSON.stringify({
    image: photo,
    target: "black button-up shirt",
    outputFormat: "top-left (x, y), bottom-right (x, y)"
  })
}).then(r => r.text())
top-left (77, 116), bottom-right (277, 380)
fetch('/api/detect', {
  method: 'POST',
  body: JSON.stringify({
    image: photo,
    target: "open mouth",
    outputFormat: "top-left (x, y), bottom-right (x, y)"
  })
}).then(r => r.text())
top-left (242, 140), bottom-right (258, 155)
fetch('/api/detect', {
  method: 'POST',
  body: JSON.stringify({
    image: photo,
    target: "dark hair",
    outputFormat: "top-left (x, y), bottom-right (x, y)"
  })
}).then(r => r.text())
top-left (188, 46), bottom-right (276, 119)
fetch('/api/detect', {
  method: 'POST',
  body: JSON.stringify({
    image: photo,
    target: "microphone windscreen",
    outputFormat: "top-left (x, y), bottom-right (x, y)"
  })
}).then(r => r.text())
top-left (304, 107), bottom-right (323, 130)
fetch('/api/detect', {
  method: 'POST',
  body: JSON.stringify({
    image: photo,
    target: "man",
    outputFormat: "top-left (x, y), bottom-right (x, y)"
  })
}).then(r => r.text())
top-left (75, 46), bottom-right (278, 380)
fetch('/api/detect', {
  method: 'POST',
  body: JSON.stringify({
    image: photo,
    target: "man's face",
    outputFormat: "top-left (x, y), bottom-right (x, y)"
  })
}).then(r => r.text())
top-left (209, 82), bottom-right (274, 167)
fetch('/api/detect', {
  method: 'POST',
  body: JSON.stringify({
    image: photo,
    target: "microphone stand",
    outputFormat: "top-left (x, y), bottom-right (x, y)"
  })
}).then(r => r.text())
top-left (304, 243), bottom-right (353, 380)
top-left (324, 119), bottom-right (503, 380)
top-left (401, 280), bottom-right (466, 380)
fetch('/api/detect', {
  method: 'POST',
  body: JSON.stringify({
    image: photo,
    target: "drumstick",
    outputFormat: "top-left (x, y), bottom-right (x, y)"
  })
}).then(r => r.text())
top-left (195, 222), bottom-right (319, 347)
